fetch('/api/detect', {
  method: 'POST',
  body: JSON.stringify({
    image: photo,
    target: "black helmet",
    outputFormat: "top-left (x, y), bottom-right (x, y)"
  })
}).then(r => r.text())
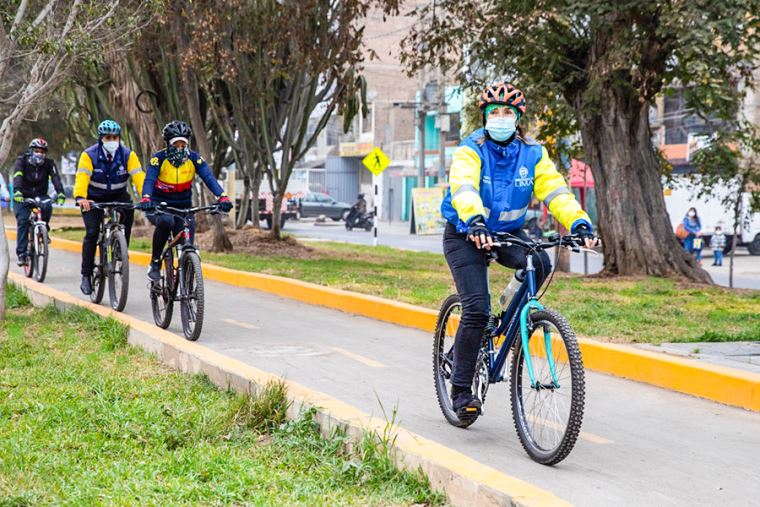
top-left (357, 193), bottom-right (365, 199)
top-left (162, 120), bottom-right (192, 145)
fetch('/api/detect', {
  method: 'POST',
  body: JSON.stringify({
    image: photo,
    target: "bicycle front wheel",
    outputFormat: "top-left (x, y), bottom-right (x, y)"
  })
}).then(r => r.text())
top-left (510, 309), bottom-right (585, 465)
top-left (179, 251), bottom-right (205, 341)
top-left (108, 231), bottom-right (129, 312)
top-left (33, 226), bottom-right (49, 283)
top-left (90, 243), bottom-right (106, 304)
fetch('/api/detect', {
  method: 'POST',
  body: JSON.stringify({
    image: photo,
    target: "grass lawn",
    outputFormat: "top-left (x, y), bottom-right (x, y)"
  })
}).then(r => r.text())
top-left (51, 227), bottom-right (760, 344)
top-left (0, 285), bottom-right (443, 506)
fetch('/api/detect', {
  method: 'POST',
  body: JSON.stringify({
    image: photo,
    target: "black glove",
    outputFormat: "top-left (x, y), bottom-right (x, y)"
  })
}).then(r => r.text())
top-left (217, 195), bottom-right (233, 212)
top-left (466, 216), bottom-right (492, 249)
top-left (573, 223), bottom-right (595, 245)
top-left (139, 197), bottom-right (154, 212)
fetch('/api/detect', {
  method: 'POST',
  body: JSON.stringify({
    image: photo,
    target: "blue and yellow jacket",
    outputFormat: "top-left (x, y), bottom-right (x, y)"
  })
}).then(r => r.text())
top-left (441, 129), bottom-right (591, 234)
top-left (142, 149), bottom-right (224, 206)
top-left (74, 143), bottom-right (144, 200)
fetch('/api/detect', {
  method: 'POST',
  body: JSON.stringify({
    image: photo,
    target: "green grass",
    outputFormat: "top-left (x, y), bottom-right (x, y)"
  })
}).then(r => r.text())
top-left (0, 285), bottom-right (443, 506)
top-left (51, 227), bottom-right (760, 344)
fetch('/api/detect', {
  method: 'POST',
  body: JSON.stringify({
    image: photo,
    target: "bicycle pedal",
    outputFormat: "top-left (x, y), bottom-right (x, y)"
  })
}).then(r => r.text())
top-left (456, 405), bottom-right (482, 422)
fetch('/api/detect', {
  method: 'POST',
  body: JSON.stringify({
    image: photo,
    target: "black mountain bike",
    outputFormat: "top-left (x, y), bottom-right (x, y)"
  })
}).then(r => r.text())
top-left (149, 203), bottom-right (221, 341)
top-left (88, 202), bottom-right (135, 312)
top-left (21, 197), bottom-right (51, 283)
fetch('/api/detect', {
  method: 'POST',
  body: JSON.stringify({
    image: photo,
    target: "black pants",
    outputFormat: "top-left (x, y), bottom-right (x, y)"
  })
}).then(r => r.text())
top-left (81, 193), bottom-right (134, 276)
top-left (443, 222), bottom-right (552, 388)
top-left (14, 199), bottom-right (52, 257)
top-left (147, 213), bottom-right (195, 261)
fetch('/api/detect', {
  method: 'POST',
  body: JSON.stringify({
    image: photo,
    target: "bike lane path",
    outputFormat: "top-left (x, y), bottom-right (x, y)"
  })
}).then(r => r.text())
top-left (24, 244), bottom-right (760, 506)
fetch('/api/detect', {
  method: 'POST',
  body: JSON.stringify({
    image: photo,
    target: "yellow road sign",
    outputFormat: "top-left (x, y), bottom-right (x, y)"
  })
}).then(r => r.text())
top-left (362, 147), bottom-right (390, 176)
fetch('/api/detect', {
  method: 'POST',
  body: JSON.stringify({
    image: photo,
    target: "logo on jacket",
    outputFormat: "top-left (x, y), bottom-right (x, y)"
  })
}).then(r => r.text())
top-left (515, 166), bottom-right (533, 188)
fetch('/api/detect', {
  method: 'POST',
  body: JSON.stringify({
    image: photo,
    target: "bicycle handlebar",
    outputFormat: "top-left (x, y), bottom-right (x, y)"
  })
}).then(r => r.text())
top-left (490, 232), bottom-right (587, 252)
top-left (23, 197), bottom-right (52, 205)
top-left (89, 202), bottom-right (137, 210)
top-left (152, 203), bottom-right (222, 216)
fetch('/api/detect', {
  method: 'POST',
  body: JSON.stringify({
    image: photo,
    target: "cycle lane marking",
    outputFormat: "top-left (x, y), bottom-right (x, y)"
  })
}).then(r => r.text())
top-left (222, 318), bottom-right (259, 330)
top-left (331, 346), bottom-right (386, 368)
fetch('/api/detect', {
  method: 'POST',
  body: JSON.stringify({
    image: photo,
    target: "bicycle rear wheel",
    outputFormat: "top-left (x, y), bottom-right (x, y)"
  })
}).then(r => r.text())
top-left (510, 309), bottom-right (585, 465)
top-left (108, 231), bottom-right (129, 312)
top-left (151, 250), bottom-right (174, 329)
top-left (23, 226), bottom-right (34, 278)
top-left (90, 242), bottom-right (106, 304)
top-left (33, 226), bottom-right (49, 283)
top-left (179, 251), bottom-right (204, 341)
top-left (433, 294), bottom-right (483, 428)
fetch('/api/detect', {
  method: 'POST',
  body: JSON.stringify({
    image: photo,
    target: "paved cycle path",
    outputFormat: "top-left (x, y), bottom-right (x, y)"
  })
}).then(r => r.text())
top-left (23, 244), bottom-right (760, 506)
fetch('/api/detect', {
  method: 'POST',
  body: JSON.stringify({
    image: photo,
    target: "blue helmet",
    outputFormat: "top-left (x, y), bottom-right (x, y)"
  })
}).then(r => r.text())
top-left (97, 119), bottom-right (121, 137)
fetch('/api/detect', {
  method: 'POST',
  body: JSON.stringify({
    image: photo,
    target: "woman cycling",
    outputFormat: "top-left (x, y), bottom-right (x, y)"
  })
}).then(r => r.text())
top-left (440, 82), bottom-right (598, 418)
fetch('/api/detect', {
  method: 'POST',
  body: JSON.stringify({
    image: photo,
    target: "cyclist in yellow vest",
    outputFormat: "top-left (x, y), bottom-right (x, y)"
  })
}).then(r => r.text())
top-left (441, 82), bottom-right (598, 416)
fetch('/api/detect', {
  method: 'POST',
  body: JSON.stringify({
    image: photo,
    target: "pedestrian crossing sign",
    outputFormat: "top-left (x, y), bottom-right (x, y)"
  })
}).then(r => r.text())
top-left (362, 147), bottom-right (390, 176)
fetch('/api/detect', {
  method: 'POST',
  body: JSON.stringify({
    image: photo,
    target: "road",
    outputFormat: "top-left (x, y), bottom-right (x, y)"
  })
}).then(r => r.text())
top-left (286, 219), bottom-right (760, 289)
top-left (22, 243), bottom-right (760, 506)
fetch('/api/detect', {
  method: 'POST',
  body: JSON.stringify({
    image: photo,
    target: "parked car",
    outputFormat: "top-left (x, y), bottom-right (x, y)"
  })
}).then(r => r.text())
top-left (297, 192), bottom-right (351, 221)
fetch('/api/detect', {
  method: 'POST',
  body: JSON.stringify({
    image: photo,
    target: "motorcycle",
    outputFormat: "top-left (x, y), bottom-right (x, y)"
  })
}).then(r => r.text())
top-left (345, 210), bottom-right (374, 231)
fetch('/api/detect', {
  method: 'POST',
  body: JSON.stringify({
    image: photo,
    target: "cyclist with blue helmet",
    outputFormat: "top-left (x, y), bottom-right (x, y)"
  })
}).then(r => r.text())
top-left (75, 119), bottom-right (145, 295)
top-left (441, 82), bottom-right (598, 418)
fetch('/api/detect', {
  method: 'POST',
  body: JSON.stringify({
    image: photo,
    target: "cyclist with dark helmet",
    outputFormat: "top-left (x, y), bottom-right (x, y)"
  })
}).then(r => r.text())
top-left (440, 82), bottom-right (598, 418)
top-left (140, 120), bottom-right (233, 282)
top-left (12, 138), bottom-right (65, 266)
top-left (75, 119), bottom-right (145, 295)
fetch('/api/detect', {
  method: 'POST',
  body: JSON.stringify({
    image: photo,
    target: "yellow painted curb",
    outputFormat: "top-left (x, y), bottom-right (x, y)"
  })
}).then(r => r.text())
top-left (9, 230), bottom-right (760, 412)
top-left (9, 272), bottom-right (570, 507)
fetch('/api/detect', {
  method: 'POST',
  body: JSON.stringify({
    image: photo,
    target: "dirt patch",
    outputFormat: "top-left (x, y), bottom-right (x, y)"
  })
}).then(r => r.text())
top-left (195, 226), bottom-right (320, 259)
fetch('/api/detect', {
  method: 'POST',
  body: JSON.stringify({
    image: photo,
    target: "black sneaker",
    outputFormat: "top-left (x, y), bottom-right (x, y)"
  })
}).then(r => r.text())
top-left (16, 255), bottom-right (25, 266)
top-left (80, 275), bottom-right (92, 295)
top-left (147, 261), bottom-right (161, 282)
top-left (451, 386), bottom-right (482, 422)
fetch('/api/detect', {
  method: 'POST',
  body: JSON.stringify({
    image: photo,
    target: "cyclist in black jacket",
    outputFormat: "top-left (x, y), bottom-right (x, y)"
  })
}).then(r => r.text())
top-left (12, 138), bottom-right (65, 266)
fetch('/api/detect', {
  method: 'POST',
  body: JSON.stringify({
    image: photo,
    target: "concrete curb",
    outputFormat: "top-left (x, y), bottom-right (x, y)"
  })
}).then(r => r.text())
top-left (9, 231), bottom-right (760, 412)
top-left (9, 272), bottom-right (570, 507)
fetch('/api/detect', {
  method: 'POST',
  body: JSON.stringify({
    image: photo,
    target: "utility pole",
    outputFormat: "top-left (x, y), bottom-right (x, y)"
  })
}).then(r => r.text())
top-left (417, 5), bottom-right (427, 188)
top-left (437, 72), bottom-right (447, 182)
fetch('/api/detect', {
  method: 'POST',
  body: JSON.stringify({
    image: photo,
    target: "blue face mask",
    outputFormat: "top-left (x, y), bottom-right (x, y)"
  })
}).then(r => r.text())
top-left (486, 116), bottom-right (517, 142)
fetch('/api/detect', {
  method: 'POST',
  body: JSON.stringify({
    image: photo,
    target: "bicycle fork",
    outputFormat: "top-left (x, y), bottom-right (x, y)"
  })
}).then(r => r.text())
top-left (518, 256), bottom-right (560, 389)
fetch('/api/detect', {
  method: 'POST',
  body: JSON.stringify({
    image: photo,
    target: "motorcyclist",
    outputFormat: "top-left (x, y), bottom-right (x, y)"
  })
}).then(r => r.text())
top-left (346, 192), bottom-right (367, 227)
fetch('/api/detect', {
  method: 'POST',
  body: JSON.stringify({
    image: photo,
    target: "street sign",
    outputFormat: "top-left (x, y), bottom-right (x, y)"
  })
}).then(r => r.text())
top-left (362, 147), bottom-right (390, 176)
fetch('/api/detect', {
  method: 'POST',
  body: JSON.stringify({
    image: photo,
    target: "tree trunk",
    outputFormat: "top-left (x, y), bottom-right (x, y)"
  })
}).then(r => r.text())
top-left (251, 169), bottom-right (263, 229)
top-left (175, 16), bottom-right (231, 253)
top-left (729, 182), bottom-right (744, 289)
top-left (271, 191), bottom-right (284, 239)
top-left (577, 87), bottom-right (711, 283)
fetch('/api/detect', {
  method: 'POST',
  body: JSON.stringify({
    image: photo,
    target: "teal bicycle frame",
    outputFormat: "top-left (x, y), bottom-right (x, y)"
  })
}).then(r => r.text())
top-left (486, 253), bottom-right (561, 388)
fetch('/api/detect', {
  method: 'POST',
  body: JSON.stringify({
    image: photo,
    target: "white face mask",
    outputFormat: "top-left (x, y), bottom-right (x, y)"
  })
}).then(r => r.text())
top-left (103, 140), bottom-right (119, 155)
top-left (688, 211), bottom-right (696, 218)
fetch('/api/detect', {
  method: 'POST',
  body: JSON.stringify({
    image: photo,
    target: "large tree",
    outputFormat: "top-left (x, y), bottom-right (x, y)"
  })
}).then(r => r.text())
top-left (0, 0), bottom-right (152, 319)
top-left (402, 0), bottom-right (760, 282)
top-left (186, 0), bottom-right (400, 239)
